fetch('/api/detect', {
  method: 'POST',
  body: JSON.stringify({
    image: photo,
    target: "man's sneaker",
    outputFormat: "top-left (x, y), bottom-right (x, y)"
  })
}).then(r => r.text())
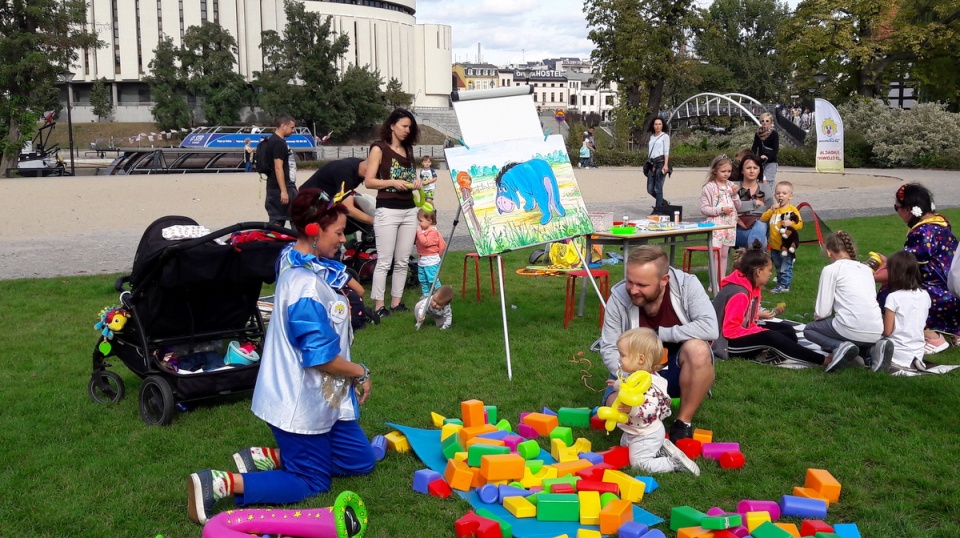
top-left (870, 338), bottom-right (894, 372)
top-left (668, 419), bottom-right (693, 443)
top-left (187, 469), bottom-right (232, 524)
top-left (662, 438), bottom-right (701, 476)
top-left (391, 302), bottom-right (410, 313)
top-left (233, 447), bottom-right (278, 474)
top-left (374, 306), bottom-right (391, 319)
top-left (825, 341), bottom-right (858, 372)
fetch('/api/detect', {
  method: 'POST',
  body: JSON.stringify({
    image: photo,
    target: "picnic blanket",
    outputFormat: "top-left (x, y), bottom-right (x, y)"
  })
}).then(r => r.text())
top-left (387, 423), bottom-right (664, 537)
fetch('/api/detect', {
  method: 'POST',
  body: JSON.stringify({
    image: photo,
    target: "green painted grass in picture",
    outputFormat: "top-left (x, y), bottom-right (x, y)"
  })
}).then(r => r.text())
top-left (446, 134), bottom-right (593, 256)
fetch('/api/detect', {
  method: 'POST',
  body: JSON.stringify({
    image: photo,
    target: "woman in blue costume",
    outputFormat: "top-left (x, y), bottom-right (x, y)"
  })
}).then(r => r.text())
top-left (187, 188), bottom-right (375, 525)
top-left (876, 183), bottom-right (960, 353)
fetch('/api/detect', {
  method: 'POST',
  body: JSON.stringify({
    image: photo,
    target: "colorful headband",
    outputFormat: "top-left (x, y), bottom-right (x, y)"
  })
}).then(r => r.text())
top-left (896, 184), bottom-right (907, 201)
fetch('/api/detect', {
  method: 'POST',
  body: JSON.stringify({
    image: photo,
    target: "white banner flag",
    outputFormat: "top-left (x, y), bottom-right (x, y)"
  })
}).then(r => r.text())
top-left (814, 98), bottom-right (844, 174)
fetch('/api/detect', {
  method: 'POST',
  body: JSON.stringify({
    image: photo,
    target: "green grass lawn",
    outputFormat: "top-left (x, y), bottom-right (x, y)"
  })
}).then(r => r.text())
top-left (2, 211), bottom-right (959, 537)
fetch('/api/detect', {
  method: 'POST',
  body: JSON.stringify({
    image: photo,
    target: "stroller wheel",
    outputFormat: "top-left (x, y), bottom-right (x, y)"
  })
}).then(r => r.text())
top-left (138, 375), bottom-right (176, 426)
top-left (88, 371), bottom-right (125, 403)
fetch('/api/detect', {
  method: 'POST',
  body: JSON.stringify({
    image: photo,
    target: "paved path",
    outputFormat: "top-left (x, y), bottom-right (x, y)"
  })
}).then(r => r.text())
top-left (1, 166), bottom-right (957, 280)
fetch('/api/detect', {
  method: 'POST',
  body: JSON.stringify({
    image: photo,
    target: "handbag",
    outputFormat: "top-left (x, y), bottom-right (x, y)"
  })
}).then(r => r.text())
top-left (643, 160), bottom-right (654, 176)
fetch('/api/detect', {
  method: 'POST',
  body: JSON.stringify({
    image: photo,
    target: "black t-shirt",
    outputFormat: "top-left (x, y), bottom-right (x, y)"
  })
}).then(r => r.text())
top-left (262, 134), bottom-right (291, 190)
top-left (300, 158), bottom-right (364, 196)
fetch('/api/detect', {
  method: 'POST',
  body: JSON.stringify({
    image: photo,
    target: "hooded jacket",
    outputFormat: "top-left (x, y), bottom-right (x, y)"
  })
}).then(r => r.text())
top-left (711, 270), bottom-right (764, 359)
top-left (600, 266), bottom-right (719, 374)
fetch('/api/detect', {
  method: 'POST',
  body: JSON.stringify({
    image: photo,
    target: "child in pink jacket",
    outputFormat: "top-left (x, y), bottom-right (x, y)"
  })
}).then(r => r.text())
top-left (415, 209), bottom-right (446, 297)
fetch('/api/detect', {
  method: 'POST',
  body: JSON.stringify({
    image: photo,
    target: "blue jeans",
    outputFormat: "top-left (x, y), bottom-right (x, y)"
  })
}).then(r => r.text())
top-left (735, 221), bottom-right (768, 250)
top-left (770, 250), bottom-right (795, 288)
top-left (418, 263), bottom-right (441, 296)
top-left (244, 161), bottom-right (253, 173)
top-left (236, 421), bottom-right (375, 506)
top-left (646, 169), bottom-right (666, 208)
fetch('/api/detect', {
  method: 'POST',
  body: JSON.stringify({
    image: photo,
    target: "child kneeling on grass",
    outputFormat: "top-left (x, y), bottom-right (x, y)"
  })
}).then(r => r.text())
top-left (883, 251), bottom-right (931, 372)
top-left (414, 285), bottom-right (453, 330)
top-left (611, 328), bottom-right (700, 476)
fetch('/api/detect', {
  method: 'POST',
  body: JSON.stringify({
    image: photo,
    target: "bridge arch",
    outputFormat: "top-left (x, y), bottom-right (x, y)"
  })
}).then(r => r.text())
top-left (666, 92), bottom-right (765, 127)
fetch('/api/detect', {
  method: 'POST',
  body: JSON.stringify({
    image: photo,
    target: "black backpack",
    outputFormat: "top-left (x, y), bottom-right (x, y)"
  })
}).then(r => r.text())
top-left (255, 137), bottom-right (271, 175)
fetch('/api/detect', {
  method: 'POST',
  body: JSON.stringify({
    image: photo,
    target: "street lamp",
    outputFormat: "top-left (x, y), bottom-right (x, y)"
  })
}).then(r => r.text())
top-left (812, 72), bottom-right (828, 86)
top-left (59, 70), bottom-right (76, 176)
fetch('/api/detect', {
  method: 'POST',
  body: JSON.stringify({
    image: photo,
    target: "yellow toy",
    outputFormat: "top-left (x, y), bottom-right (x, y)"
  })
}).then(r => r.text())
top-left (595, 370), bottom-right (652, 433)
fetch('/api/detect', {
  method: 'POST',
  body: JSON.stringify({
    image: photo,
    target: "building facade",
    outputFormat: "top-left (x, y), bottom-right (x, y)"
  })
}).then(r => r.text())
top-left (452, 63), bottom-right (499, 91)
top-left (64, 0), bottom-right (452, 122)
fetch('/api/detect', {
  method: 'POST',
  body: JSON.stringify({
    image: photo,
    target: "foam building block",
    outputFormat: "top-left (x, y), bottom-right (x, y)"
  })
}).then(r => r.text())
top-left (601, 469), bottom-right (645, 502)
top-left (805, 469), bottom-right (842, 502)
top-left (719, 451), bottom-right (745, 469)
top-left (792, 487), bottom-right (831, 507)
top-left (813, 534), bottom-right (841, 538)
top-left (495, 419), bottom-right (512, 432)
top-left (831, 523), bottom-right (861, 538)
top-left (442, 432), bottom-right (464, 460)
top-left (551, 438), bottom-right (569, 460)
top-left (713, 531), bottom-right (741, 538)
top-left (444, 459), bottom-right (475, 491)
top-left (517, 439), bottom-right (541, 460)
top-left (384, 430), bottom-right (410, 453)
top-left (474, 508), bottom-right (513, 538)
top-left (693, 428), bottom-right (714, 443)
top-left (577, 530), bottom-right (602, 538)
top-left (525, 459), bottom-right (545, 473)
top-left (441, 423), bottom-right (463, 441)
top-left (537, 493), bottom-right (580, 522)
top-left (598, 492), bottom-right (620, 508)
top-left (477, 484), bottom-right (499, 504)
top-left (558, 407), bottom-right (592, 427)
top-left (579, 451), bottom-right (603, 465)
top-left (737, 500), bottom-right (781, 520)
top-left (799, 520), bottom-right (834, 535)
top-left (597, 446), bottom-right (630, 468)
top-left (370, 435), bottom-right (387, 461)
top-left (444, 418), bottom-right (464, 425)
top-left (523, 412), bottom-right (560, 436)
top-left (467, 438), bottom-right (507, 451)
top-left (572, 438), bottom-right (592, 453)
top-left (480, 454), bottom-right (526, 482)
top-left (750, 521), bottom-right (793, 538)
top-left (413, 469), bottom-right (442, 494)
top-left (427, 478), bottom-right (452, 498)
top-left (575, 462), bottom-right (615, 481)
top-left (702, 442), bottom-right (740, 460)
top-left (638, 531), bottom-right (667, 538)
top-left (705, 507), bottom-right (728, 517)
top-left (478, 429), bottom-right (511, 442)
top-left (779, 495), bottom-right (828, 519)
top-left (576, 479), bottom-right (618, 495)
top-left (671, 506), bottom-right (708, 531)
top-left (503, 495), bottom-right (537, 518)
top-left (702, 514), bottom-right (743, 530)
top-left (431, 411), bottom-right (446, 427)
top-left (542, 406), bottom-right (557, 416)
top-left (745, 511), bottom-right (772, 532)
top-left (454, 511), bottom-right (501, 538)
top-left (553, 459), bottom-right (593, 477)
top-left (635, 475), bottom-right (659, 493)
top-left (589, 415), bottom-right (607, 430)
top-left (468, 444), bottom-right (511, 467)
top-left (551, 483), bottom-right (576, 494)
top-left (598, 499), bottom-right (633, 534)
top-left (460, 424), bottom-right (499, 446)
top-left (617, 521), bottom-right (650, 538)
top-left (578, 490), bottom-right (601, 525)
top-left (676, 438), bottom-right (703, 459)
top-left (677, 527), bottom-right (716, 538)
top-left (502, 434), bottom-right (523, 451)
top-left (773, 522), bottom-right (801, 537)
top-left (518, 423), bottom-right (540, 439)
top-left (484, 405), bottom-right (498, 424)
top-left (461, 399), bottom-right (486, 427)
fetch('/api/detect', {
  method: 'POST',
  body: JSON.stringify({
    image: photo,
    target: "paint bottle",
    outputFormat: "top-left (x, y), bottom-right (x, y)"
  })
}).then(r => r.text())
top-left (622, 215), bottom-right (629, 225)
top-left (673, 211), bottom-right (680, 223)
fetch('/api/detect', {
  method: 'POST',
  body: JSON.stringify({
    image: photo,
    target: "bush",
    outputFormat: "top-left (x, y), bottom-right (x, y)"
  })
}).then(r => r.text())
top-left (778, 146), bottom-right (815, 167)
top-left (867, 103), bottom-right (960, 167)
top-left (843, 131), bottom-right (873, 168)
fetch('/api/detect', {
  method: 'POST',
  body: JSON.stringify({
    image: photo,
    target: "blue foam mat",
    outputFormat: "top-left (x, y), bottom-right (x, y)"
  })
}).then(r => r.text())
top-left (387, 423), bottom-right (664, 537)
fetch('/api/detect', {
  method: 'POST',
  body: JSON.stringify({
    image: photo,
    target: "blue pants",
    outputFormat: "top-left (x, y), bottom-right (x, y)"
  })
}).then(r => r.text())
top-left (770, 250), bottom-right (795, 288)
top-left (418, 263), bottom-right (441, 296)
top-left (236, 420), bottom-right (375, 506)
top-left (646, 168), bottom-right (666, 208)
top-left (735, 221), bottom-right (768, 250)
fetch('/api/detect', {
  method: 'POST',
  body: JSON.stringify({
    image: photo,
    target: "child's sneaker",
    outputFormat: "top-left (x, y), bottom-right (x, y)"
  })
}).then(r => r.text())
top-left (661, 439), bottom-right (700, 476)
top-left (187, 469), bottom-right (233, 524)
top-left (233, 447), bottom-right (279, 473)
top-left (870, 338), bottom-right (894, 372)
top-left (770, 285), bottom-right (789, 294)
top-left (825, 341), bottom-right (859, 372)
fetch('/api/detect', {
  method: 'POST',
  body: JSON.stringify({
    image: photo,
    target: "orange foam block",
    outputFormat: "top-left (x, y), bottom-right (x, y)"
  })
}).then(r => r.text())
top-left (677, 527), bottom-right (716, 538)
top-left (460, 424), bottom-right (499, 446)
top-left (444, 459), bottom-right (476, 491)
top-left (804, 468), bottom-right (842, 502)
top-left (480, 454), bottom-right (526, 481)
top-left (773, 522), bottom-right (801, 537)
top-left (693, 428), bottom-right (713, 443)
top-left (523, 412), bottom-right (560, 437)
top-left (792, 486), bottom-right (831, 507)
top-left (462, 399), bottom-right (487, 428)
top-left (598, 499), bottom-right (633, 534)
top-left (552, 459), bottom-right (593, 477)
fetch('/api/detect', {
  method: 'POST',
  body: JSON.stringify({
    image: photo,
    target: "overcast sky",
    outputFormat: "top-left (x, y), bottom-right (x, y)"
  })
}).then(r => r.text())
top-left (416, 0), bottom-right (799, 67)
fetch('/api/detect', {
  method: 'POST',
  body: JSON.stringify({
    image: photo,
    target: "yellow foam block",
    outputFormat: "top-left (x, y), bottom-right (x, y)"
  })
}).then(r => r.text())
top-left (480, 453), bottom-right (526, 481)
top-left (503, 495), bottom-right (537, 518)
top-left (384, 431), bottom-right (410, 453)
top-left (577, 530), bottom-right (602, 538)
top-left (441, 423), bottom-right (463, 441)
top-left (578, 490), bottom-right (601, 526)
top-left (572, 438), bottom-right (592, 453)
top-left (805, 468), bottom-right (842, 502)
top-left (551, 438), bottom-right (568, 460)
top-left (520, 466), bottom-right (544, 489)
top-left (553, 459), bottom-right (593, 477)
top-left (430, 411), bottom-right (446, 427)
top-left (558, 447), bottom-right (580, 463)
top-left (601, 470), bottom-right (644, 502)
top-left (774, 522), bottom-right (801, 537)
top-left (453, 452), bottom-right (468, 463)
top-left (692, 429), bottom-right (713, 444)
top-left (745, 511), bottom-right (771, 532)
top-left (443, 459), bottom-right (475, 491)
top-left (792, 486), bottom-right (831, 507)
top-left (677, 526), bottom-right (715, 538)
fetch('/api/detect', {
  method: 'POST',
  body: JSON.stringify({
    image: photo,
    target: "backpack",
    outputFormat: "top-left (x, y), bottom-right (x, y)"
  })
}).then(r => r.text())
top-left (255, 138), bottom-right (271, 175)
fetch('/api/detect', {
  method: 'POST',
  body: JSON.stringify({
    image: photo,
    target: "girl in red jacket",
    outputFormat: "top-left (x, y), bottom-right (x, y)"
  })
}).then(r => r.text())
top-left (415, 209), bottom-right (446, 297)
top-left (712, 241), bottom-right (858, 371)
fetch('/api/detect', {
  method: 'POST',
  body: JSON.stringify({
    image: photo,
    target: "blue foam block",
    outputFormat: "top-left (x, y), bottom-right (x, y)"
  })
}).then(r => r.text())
top-left (635, 475), bottom-right (660, 493)
top-left (412, 469), bottom-right (442, 494)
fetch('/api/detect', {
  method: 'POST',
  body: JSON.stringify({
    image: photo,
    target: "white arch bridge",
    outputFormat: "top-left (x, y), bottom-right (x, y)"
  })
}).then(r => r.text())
top-left (665, 93), bottom-right (769, 127)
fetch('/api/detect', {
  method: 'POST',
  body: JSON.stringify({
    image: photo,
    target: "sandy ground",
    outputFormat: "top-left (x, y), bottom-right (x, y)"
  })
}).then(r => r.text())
top-left (1, 165), bottom-right (957, 280)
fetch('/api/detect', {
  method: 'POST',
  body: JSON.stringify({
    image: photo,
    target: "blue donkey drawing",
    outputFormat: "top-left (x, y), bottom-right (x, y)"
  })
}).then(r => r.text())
top-left (494, 159), bottom-right (566, 225)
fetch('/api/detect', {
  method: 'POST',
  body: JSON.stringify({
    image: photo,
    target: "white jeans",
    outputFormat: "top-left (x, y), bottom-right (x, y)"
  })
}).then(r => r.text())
top-left (372, 206), bottom-right (419, 302)
top-left (620, 422), bottom-right (676, 473)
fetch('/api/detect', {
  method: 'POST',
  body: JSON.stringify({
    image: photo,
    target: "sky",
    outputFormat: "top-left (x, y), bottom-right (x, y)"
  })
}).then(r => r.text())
top-left (416, 0), bottom-right (799, 67)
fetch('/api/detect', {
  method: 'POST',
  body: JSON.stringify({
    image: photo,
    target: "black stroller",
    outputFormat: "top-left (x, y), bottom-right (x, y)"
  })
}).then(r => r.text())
top-left (87, 216), bottom-right (293, 425)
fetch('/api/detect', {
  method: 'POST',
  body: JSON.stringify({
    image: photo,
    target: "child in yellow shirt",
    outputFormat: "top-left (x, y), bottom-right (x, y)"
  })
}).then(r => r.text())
top-left (760, 181), bottom-right (803, 293)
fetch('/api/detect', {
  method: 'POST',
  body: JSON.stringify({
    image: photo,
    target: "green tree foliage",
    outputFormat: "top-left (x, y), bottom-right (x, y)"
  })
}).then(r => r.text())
top-left (180, 21), bottom-right (247, 125)
top-left (585, 0), bottom-right (703, 144)
top-left (0, 0), bottom-right (100, 175)
top-left (337, 66), bottom-right (387, 139)
top-left (693, 0), bottom-right (790, 102)
top-left (90, 77), bottom-right (113, 121)
top-left (384, 78), bottom-right (413, 109)
top-left (780, 0), bottom-right (960, 107)
top-left (145, 37), bottom-right (192, 131)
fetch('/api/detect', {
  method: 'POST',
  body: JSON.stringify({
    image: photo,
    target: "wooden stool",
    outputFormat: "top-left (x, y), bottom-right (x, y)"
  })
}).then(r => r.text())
top-left (462, 253), bottom-right (503, 303)
top-left (564, 269), bottom-right (610, 328)
top-left (682, 246), bottom-right (721, 273)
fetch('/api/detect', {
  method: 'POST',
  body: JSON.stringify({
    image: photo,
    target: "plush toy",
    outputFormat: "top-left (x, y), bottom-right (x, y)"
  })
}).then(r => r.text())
top-left (95, 306), bottom-right (130, 339)
top-left (778, 211), bottom-right (801, 259)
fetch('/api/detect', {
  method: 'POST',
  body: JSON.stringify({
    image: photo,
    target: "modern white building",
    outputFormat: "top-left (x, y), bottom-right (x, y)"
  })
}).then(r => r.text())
top-left (64, 0), bottom-right (452, 123)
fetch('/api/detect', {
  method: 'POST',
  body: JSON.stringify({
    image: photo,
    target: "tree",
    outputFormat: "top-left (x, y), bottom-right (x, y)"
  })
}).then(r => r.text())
top-left (585, 0), bottom-right (703, 145)
top-left (180, 21), bottom-right (247, 125)
top-left (384, 78), bottom-right (413, 109)
top-left (90, 77), bottom-right (113, 121)
top-left (337, 66), bottom-right (387, 138)
top-left (693, 0), bottom-right (790, 102)
top-left (145, 37), bottom-right (192, 131)
top-left (0, 0), bottom-right (100, 175)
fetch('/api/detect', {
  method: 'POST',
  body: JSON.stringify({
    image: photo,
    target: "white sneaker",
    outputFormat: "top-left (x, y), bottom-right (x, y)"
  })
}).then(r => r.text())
top-left (661, 438), bottom-right (700, 476)
top-left (870, 338), bottom-right (894, 372)
top-left (825, 341), bottom-right (858, 372)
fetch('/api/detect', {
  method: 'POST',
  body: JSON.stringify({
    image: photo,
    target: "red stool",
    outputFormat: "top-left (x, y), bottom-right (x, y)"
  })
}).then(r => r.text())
top-left (462, 253), bottom-right (503, 303)
top-left (682, 246), bottom-right (721, 273)
top-left (564, 269), bottom-right (610, 328)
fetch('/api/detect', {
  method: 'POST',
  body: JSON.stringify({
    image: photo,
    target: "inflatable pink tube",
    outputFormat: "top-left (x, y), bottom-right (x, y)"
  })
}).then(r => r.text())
top-left (202, 491), bottom-right (367, 538)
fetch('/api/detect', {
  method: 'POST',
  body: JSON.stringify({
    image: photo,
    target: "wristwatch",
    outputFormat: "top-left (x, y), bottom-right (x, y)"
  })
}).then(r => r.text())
top-left (356, 363), bottom-right (371, 384)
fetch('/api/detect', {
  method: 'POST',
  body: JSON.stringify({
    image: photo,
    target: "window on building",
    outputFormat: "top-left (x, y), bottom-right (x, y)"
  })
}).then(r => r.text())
top-left (550, 83), bottom-right (555, 87)
top-left (570, 95), bottom-right (577, 106)
top-left (606, 95), bottom-right (614, 105)
top-left (468, 81), bottom-right (474, 90)
top-left (590, 96), bottom-right (595, 105)
top-left (559, 92), bottom-right (563, 102)
top-left (551, 92), bottom-right (555, 102)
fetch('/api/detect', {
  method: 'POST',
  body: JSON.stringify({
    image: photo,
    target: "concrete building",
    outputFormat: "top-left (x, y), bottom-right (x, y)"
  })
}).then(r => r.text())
top-left (564, 72), bottom-right (618, 121)
top-left (452, 63), bottom-right (500, 91)
top-left (62, 0), bottom-right (452, 123)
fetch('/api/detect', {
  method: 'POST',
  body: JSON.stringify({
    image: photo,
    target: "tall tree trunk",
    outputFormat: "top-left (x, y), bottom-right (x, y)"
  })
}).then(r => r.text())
top-left (0, 119), bottom-right (21, 177)
top-left (626, 84), bottom-right (643, 148)
top-left (640, 79), bottom-right (666, 146)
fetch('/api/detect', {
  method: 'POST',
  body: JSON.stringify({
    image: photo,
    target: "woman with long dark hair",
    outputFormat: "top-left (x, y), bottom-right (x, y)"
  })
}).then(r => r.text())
top-left (645, 118), bottom-right (670, 209)
top-left (734, 153), bottom-right (772, 249)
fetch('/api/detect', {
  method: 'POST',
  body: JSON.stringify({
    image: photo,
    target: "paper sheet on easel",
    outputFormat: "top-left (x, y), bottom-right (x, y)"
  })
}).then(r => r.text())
top-left (452, 91), bottom-right (543, 145)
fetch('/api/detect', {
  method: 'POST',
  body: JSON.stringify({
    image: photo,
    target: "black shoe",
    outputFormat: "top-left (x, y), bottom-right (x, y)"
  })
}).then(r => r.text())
top-left (366, 308), bottom-right (381, 325)
top-left (391, 302), bottom-right (409, 313)
top-left (374, 307), bottom-right (391, 319)
top-left (669, 419), bottom-right (693, 443)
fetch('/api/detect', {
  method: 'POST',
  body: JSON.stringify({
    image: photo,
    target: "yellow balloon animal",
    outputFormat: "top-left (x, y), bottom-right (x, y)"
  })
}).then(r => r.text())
top-left (596, 370), bottom-right (652, 433)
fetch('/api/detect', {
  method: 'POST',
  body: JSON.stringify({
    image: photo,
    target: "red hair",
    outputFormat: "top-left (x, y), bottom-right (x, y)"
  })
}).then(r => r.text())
top-left (290, 188), bottom-right (348, 237)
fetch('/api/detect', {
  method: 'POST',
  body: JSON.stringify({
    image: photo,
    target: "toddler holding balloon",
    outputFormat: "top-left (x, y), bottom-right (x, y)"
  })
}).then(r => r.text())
top-left (608, 328), bottom-right (700, 476)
